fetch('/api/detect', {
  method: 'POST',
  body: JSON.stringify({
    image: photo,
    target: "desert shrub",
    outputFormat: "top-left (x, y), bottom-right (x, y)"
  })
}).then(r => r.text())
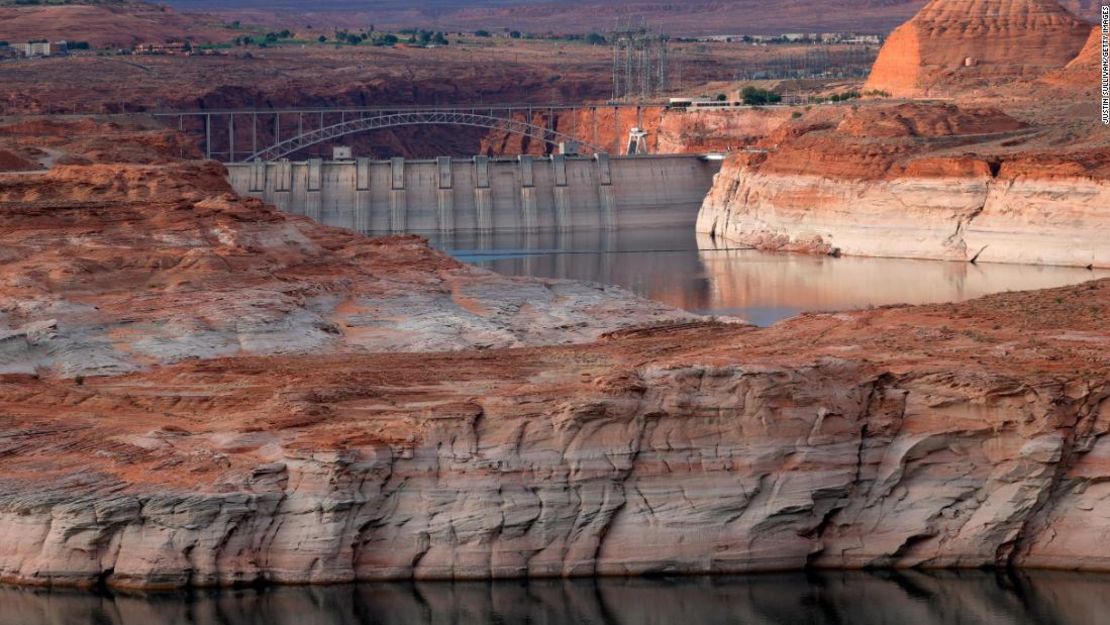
top-left (741, 86), bottom-right (782, 105)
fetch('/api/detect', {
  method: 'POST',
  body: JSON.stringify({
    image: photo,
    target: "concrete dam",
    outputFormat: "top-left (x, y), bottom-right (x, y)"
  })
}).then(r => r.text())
top-left (225, 154), bottom-right (721, 232)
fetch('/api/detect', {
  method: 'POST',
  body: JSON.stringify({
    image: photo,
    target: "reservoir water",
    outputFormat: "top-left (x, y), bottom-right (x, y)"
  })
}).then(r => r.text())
top-left (3, 570), bottom-right (1110, 625)
top-left (424, 227), bottom-right (1110, 326)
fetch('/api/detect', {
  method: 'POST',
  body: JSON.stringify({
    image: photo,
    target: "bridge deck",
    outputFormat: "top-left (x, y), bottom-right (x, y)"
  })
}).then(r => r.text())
top-left (151, 104), bottom-right (669, 162)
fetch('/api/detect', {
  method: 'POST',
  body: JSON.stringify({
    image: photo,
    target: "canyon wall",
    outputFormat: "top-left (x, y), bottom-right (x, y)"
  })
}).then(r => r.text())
top-left (1, 282), bottom-right (1108, 588)
top-left (3, 119), bottom-right (1110, 590)
top-left (0, 119), bottom-right (694, 379)
top-left (697, 102), bottom-right (1110, 268)
top-left (479, 107), bottom-right (789, 157)
top-left (698, 159), bottom-right (1110, 268)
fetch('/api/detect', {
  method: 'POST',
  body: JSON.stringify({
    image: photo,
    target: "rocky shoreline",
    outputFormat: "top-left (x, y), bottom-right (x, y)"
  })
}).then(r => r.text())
top-left (1, 127), bottom-right (1107, 586)
top-left (4, 0), bottom-right (1110, 587)
top-left (697, 101), bottom-right (1110, 268)
top-left (697, 158), bottom-right (1110, 268)
top-left (1, 278), bottom-right (1108, 588)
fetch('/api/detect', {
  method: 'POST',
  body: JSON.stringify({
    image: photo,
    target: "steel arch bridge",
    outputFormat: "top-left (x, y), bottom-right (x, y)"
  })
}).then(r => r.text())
top-left (151, 104), bottom-right (630, 162)
top-left (246, 110), bottom-right (604, 161)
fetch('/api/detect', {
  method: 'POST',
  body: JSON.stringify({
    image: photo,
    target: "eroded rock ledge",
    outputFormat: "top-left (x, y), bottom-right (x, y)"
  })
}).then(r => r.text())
top-left (1, 116), bottom-right (1108, 589)
top-left (1, 278), bottom-right (1108, 588)
top-left (697, 104), bottom-right (1110, 268)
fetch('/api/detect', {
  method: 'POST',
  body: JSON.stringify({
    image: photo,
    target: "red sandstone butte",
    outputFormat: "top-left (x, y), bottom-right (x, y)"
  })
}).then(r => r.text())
top-left (864, 0), bottom-right (1092, 97)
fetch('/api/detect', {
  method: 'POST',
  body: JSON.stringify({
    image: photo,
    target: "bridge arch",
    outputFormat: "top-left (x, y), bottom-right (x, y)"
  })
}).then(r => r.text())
top-left (244, 110), bottom-right (604, 161)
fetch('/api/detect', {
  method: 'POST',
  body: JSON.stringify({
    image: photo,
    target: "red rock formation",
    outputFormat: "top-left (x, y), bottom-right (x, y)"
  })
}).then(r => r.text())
top-left (0, 118), bottom-right (690, 378)
top-left (1044, 25), bottom-right (1103, 87)
top-left (1, 115), bottom-right (1109, 590)
top-left (698, 102), bottom-right (1110, 267)
top-left (836, 103), bottom-right (1027, 138)
top-left (865, 0), bottom-right (1092, 97)
top-left (0, 276), bottom-right (1107, 587)
top-left (0, 150), bottom-right (36, 172)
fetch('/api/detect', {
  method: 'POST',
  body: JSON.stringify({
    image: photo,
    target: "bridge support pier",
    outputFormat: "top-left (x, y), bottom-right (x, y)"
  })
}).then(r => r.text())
top-left (436, 156), bottom-right (454, 233)
top-left (355, 157), bottom-right (372, 232)
top-left (390, 157), bottom-right (407, 232)
top-left (306, 158), bottom-right (322, 221)
top-left (474, 156), bottom-right (492, 232)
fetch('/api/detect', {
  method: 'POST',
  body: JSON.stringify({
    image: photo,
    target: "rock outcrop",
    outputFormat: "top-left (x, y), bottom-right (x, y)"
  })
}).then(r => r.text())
top-left (697, 103), bottom-right (1110, 268)
top-left (0, 279), bottom-right (1107, 588)
top-left (0, 118), bottom-right (690, 378)
top-left (1044, 25), bottom-right (1104, 88)
top-left (2, 116), bottom-right (1110, 590)
top-left (865, 0), bottom-right (1092, 97)
top-left (475, 106), bottom-right (792, 157)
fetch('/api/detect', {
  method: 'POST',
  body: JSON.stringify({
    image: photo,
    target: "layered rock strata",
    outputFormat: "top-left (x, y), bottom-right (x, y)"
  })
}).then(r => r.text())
top-left (2, 117), bottom-right (1110, 589)
top-left (0, 279), bottom-right (1108, 587)
top-left (1044, 25), bottom-right (1105, 89)
top-left (697, 103), bottom-right (1110, 268)
top-left (0, 121), bottom-right (689, 377)
top-left (864, 0), bottom-right (1092, 97)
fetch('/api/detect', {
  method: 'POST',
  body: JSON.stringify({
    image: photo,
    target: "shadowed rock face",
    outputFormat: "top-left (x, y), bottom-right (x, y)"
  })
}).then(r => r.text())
top-left (2, 570), bottom-right (1109, 625)
top-left (865, 0), bottom-right (1092, 97)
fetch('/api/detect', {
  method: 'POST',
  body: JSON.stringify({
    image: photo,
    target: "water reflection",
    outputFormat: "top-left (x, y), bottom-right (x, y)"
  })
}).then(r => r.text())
top-left (3, 570), bottom-right (1110, 625)
top-left (414, 227), bottom-right (1110, 326)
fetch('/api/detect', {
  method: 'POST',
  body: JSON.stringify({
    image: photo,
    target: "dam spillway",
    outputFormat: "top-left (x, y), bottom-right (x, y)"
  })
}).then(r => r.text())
top-left (225, 154), bottom-right (721, 232)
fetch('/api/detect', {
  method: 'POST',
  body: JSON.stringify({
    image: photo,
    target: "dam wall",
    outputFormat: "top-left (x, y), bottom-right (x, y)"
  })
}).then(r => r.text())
top-left (226, 154), bottom-right (720, 232)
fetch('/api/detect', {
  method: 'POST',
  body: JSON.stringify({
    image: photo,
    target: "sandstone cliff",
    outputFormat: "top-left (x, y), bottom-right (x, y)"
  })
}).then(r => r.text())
top-left (1044, 25), bottom-right (1104, 89)
top-left (0, 279), bottom-right (1107, 587)
top-left (697, 103), bottom-right (1110, 268)
top-left (1, 117), bottom-right (1110, 589)
top-left (0, 118), bottom-right (690, 378)
top-left (475, 106), bottom-right (790, 157)
top-left (864, 0), bottom-right (1092, 97)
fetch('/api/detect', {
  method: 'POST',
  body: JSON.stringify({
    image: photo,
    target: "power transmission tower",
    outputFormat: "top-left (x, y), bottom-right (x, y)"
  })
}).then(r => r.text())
top-left (609, 26), bottom-right (669, 102)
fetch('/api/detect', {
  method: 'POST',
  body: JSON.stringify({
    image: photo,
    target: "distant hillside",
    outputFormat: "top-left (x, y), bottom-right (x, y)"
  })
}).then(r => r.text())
top-left (159, 0), bottom-right (1100, 34)
top-left (159, 0), bottom-right (932, 35)
top-left (0, 0), bottom-right (126, 6)
top-left (0, 2), bottom-right (233, 47)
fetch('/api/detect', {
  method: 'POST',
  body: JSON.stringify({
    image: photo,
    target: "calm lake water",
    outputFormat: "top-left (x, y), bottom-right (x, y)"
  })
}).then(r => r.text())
top-left (423, 227), bottom-right (1110, 326)
top-left (4, 570), bottom-right (1110, 625)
